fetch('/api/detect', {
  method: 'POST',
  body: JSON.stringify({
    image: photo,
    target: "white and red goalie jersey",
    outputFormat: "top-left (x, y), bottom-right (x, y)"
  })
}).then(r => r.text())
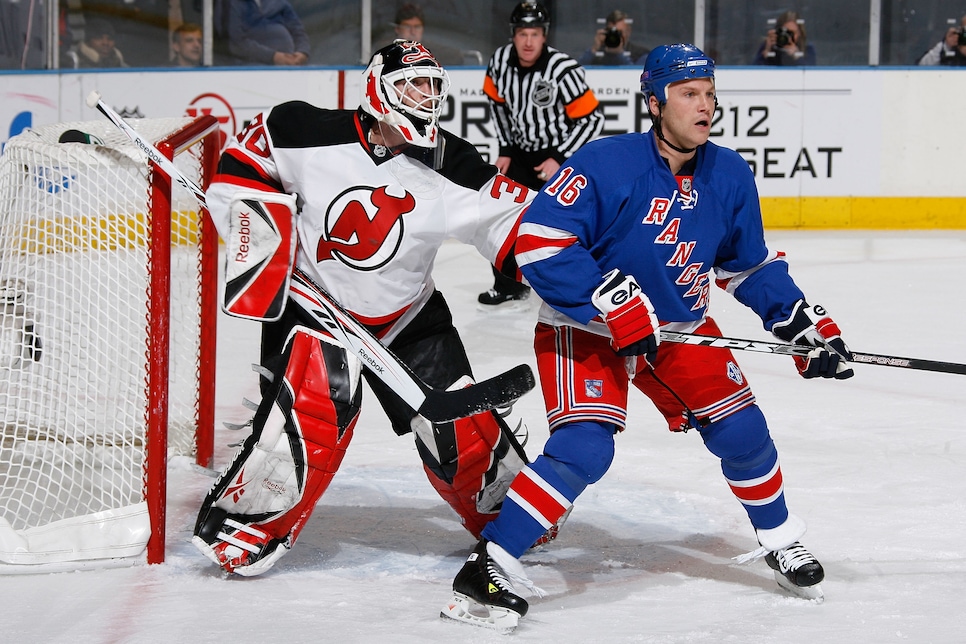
top-left (207, 102), bottom-right (533, 341)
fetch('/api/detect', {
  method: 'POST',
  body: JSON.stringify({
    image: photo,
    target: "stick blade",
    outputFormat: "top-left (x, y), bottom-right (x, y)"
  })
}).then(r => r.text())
top-left (418, 364), bottom-right (535, 423)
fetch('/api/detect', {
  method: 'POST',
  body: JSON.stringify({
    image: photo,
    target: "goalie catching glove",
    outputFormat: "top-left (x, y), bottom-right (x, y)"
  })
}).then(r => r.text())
top-left (592, 269), bottom-right (660, 363)
top-left (772, 300), bottom-right (854, 379)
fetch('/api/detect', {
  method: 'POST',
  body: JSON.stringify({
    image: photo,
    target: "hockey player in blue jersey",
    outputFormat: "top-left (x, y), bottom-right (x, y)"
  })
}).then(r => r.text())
top-left (441, 43), bottom-right (854, 631)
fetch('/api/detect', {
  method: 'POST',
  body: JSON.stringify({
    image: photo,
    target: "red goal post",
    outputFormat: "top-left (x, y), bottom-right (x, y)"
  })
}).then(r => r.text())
top-left (0, 114), bottom-right (221, 569)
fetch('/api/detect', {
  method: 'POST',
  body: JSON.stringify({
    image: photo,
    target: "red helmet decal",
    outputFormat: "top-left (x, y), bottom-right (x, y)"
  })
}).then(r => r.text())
top-left (400, 42), bottom-right (437, 65)
top-left (365, 70), bottom-right (389, 114)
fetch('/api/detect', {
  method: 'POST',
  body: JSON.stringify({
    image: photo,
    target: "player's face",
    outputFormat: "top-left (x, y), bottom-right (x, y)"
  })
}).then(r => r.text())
top-left (512, 27), bottom-right (546, 67)
top-left (393, 75), bottom-right (440, 114)
top-left (655, 78), bottom-right (716, 150)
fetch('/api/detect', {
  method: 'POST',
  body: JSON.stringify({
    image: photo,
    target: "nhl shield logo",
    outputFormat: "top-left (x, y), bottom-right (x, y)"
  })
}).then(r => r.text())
top-left (531, 80), bottom-right (555, 107)
top-left (726, 361), bottom-right (743, 385)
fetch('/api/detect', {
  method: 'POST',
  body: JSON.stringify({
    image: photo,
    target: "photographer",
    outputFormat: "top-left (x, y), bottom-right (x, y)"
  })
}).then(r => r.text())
top-left (577, 9), bottom-right (649, 66)
top-left (917, 14), bottom-right (966, 66)
top-left (752, 11), bottom-right (816, 66)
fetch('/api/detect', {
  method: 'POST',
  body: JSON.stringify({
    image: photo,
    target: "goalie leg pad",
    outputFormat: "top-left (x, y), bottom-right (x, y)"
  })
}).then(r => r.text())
top-left (193, 327), bottom-right (362, 575)
top-left (413, 377), bottom-right (529, 538)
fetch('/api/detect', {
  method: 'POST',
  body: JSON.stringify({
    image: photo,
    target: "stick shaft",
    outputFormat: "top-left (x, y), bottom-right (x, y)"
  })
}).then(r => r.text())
top-left (660, 331), bottom-right (966, 376)
top-left (88, 92), bottom-right (208, 206)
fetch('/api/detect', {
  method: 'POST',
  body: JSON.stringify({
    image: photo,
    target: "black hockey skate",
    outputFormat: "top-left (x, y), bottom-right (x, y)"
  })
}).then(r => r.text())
top-left (441, 539), bottom-right (528, 633)
top-left (477, 287), bottom-right (530, 310)
top-left (765, 541), bottom-right (825, 601)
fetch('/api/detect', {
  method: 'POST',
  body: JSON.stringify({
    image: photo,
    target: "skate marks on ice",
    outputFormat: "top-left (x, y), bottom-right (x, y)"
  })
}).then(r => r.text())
top-left (177, 461), bottom-right (802, 604)
top-left (207, 467), bottom-right (801, 594)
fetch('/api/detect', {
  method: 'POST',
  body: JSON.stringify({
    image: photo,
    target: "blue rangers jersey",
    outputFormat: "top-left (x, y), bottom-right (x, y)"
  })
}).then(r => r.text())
top-left (515, 130), bottom-right (805, 333)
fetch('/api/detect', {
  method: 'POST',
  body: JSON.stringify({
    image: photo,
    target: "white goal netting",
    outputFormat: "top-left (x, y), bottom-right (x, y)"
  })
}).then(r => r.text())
top-left (0, 117), bottom-right (216, 567)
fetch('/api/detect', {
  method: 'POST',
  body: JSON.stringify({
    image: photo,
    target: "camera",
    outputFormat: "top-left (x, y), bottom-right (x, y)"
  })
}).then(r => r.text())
top-left (603, 27), bottom-right (623, 49)
top-left (775, 26), bottom-right (794, 48)
top-left (958, 27), bottom-right (966, 48)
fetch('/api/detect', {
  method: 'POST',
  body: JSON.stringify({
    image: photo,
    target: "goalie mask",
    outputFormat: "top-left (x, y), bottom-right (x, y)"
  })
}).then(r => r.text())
top-left (360, 40), bottom-right (450, 148)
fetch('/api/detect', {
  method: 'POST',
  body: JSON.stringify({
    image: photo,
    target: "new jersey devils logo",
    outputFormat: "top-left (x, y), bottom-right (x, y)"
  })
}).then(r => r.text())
top-left (316, 185), bottom-right (416, 270)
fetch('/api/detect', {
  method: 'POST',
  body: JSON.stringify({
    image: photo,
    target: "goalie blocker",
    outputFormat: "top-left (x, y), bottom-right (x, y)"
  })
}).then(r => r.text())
top-left (222, 191), bottom-right (297, 322)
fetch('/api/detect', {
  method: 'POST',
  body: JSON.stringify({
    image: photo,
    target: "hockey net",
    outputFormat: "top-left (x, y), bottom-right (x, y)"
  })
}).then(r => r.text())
top-left (0, 115), bottom-right (220, 569)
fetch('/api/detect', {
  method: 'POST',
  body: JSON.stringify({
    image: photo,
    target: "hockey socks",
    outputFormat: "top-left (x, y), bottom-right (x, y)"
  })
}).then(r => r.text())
top-left (482, 421), bottom-right (615, 558)
top-left (698, 405), bottom-right (790, 531)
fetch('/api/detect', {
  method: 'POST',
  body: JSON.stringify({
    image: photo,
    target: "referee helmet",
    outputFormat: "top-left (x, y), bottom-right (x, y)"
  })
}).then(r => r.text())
top-left (509, 2), bottom-right (550, 36)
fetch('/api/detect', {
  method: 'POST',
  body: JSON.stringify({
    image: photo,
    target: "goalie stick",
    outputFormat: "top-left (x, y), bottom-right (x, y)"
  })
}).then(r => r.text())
top-left (86, 91), bottom-right (208, 205)
top-left (660, 331), bottom-right (966, 376)
top-left (86, 91), bottom-right (535, 422)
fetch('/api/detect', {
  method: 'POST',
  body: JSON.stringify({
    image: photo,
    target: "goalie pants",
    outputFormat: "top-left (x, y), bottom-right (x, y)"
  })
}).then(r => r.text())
top-left (260, 290), bottom-right (526, 538)
top-left (482, 318), bottom-right (794, 558)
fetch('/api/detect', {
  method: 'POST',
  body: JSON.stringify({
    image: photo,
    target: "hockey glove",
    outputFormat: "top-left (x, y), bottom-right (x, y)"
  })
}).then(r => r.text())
top-left (592, 269), bottom-right (660, 361)
top-left (772, 300), bottom-right (854, 379)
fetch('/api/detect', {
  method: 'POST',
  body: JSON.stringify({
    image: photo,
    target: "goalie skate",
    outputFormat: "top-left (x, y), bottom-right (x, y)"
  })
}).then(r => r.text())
top-left (192, 509), bottom-right (291, 577)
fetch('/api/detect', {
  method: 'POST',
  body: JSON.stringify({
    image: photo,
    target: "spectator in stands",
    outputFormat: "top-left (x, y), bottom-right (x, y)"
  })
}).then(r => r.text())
top-left (577, 9), bottom-right (649, 66)
top-left (225, 0), bottom-right (309, 66)
top-left (917, 14), bottom-right (966, 66)
top-left (76, 19), bottom-right (128, 68)
top-left (393, 2), bottom-right (425, 42)
top-left (753, 11), bottom-right (816, 66)
top-left (172, 23), bottom-right (203, 67)
top-left (389, 3), bottom-right (463, 66)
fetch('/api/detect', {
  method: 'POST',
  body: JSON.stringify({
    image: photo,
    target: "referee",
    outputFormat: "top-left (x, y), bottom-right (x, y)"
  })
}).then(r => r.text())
top-left (477, 1), bottom-right (603, 308)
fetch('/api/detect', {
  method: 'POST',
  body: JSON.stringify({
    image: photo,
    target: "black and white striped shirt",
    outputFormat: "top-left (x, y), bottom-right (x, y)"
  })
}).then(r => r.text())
top-left (484, 44), bottom-right (603, 160)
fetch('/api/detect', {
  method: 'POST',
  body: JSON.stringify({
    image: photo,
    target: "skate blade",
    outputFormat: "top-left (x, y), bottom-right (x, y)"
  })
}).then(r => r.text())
top-left (440, 593), bottom-right (521, 633)
top-left (774, 572), bottom-right (825, 603)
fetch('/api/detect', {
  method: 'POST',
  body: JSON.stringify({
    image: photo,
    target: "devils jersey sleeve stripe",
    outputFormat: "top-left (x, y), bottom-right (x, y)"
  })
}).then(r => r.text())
top-left (217, 151), bottom-right (285, 192)
top-left (492, 210), bottom-right (525, 280)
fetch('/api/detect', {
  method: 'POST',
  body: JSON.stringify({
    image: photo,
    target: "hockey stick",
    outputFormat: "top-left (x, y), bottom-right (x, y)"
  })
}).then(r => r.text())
top-left (86, 91), bottom-right (535, 421)
top-left (289, 270), bottom-right (535, 421)
top-left (86, 91), bottom-right (208, 205)
top-left (660, 331), bottom-right (966, 376)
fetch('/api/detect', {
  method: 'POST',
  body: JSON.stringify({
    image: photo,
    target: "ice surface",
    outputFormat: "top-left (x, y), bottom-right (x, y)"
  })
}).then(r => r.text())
top-left (3, 231), bottom-right (965, 643)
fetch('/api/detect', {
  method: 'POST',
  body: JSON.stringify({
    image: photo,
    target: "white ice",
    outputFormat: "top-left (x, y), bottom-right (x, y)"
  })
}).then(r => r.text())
top-left (3, 231), bottom-right (965, 643)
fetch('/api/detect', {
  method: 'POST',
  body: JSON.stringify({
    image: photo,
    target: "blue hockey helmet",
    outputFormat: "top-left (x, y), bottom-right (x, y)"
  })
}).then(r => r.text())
top-left (640, 44), bottom-right (715, 105)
